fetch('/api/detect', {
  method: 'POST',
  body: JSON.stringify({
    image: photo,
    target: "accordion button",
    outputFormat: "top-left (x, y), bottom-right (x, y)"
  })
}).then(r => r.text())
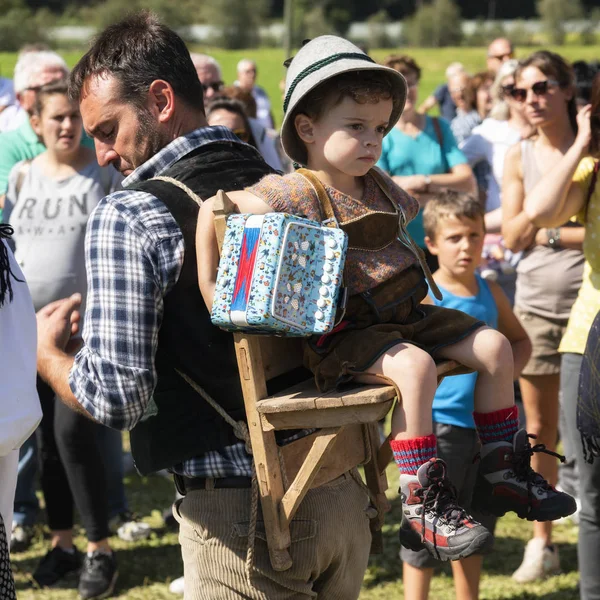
top-left (317, 298), bottom-right (326, 308)
top-left (319, 286), bottom-right (329, 297)
top-left (327, 239), bottom-right (337, 249)
top-left (323, 263), bottom-right (333, 273)
top-left (321, 274), bottom-right (331, 284)
top-left (326, 250), bottom-right (335, 260)
top-left (315, 310), bottom-right (324, 320)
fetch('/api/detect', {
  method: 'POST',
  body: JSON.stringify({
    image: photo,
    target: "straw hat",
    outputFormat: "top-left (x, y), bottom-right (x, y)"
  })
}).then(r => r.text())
top-left (281, 35), bottom-right (407, 166)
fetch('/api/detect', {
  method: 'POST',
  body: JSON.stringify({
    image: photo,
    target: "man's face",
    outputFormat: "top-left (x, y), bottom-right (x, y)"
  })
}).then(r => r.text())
top-left (195, 64), bottom-right (223, 107)
top-left (19, 65), bottom-right (67, 113)
top-left (448, 73), bottom-right (474, 112)
top-left (237, 63), bottom-right (256, 91)
top-left (487, 39), bottom-right (513, 74)
top-left (80, 75), bottom-right (165, 177)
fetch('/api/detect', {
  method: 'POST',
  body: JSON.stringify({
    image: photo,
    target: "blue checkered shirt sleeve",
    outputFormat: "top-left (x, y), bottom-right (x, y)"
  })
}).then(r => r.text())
top-left (69, 190), bottom-right (184, 430)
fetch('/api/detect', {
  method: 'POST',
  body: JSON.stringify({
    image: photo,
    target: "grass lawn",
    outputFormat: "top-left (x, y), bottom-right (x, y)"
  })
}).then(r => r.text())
top-left (10, 459), bottom-right (580, 599)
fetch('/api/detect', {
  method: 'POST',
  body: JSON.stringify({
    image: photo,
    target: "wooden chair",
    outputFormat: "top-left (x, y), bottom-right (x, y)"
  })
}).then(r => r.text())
top-left (212, 191), bottom-right (470, 572)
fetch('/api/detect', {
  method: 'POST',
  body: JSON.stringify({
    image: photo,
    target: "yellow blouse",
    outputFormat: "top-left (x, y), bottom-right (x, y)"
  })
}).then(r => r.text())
top-left (560, 157), bottom-right (600, 354)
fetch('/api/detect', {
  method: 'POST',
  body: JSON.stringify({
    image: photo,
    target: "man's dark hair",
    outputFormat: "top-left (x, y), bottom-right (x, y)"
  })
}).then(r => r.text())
top-left (69, 11), bottom-right (203, 111)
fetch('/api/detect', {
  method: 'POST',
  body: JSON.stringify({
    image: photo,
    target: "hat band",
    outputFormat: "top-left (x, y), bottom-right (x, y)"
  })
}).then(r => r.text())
top-left (283, 52), bottom-right (375, 114)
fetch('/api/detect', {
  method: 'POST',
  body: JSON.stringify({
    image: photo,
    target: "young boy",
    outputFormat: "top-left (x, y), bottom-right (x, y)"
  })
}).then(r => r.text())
top-left (196, 35), bottom-right (575, 562)
top-left (399, 191), bottom-right (532, 599)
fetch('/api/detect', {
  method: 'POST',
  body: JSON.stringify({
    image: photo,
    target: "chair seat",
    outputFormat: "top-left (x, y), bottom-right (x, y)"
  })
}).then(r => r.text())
top-left (257, 360), bottom-right (467, 431)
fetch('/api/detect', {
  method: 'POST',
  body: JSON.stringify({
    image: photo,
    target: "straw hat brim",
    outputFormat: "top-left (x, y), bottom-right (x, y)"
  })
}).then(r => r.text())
top-left (281, 60), bottom-right (407, 166)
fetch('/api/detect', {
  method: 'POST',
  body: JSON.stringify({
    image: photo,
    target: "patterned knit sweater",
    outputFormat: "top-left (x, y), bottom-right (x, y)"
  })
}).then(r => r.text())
top-left (248, 170), bottom-right (419, 295)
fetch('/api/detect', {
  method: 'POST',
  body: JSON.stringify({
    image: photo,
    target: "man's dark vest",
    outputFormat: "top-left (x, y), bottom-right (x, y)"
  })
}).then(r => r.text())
top-left (127, 141), bottom-right (276, 475)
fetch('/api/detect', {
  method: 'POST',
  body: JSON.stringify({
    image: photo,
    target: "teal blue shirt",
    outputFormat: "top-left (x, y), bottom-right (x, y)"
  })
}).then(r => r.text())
top-left (377, 116), bottom-right (467, 246)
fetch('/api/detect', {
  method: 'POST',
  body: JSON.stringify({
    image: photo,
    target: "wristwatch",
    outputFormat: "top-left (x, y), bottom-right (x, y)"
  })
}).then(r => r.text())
top-left (546, 227), bottom-right (561, 249)
top-left (423, 175), bottom-right (432, 192)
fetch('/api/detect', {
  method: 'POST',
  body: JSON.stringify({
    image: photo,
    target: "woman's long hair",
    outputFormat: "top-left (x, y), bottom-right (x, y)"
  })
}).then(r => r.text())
top-left (489, 59), bottom-right (519, 121)
top-left (516, 50), bottom-right (577, 134)
top-left (590, 73), bottom-right (600, 157)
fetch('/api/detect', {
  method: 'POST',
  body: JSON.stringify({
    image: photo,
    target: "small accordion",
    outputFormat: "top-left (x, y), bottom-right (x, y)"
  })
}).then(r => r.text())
top-left (211, 213), bottom-right (348, 336)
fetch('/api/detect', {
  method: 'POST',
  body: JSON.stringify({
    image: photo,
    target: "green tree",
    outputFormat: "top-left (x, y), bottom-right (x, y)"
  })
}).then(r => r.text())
top-left (0, 0), bottom-right (51, 51)
top-left (202, 0), bottom-right (268, 49)
top-left (536, 0), bottom-right (584, 45)
top-left (405, 0), bottom-right (462, 47)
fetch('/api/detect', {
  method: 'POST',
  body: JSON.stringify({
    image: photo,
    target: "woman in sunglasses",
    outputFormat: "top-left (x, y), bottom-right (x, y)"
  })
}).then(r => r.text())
top-left (501, 50), bottom-right (585, 583)
top-left (461, 59), bottom-right (535, 301)
top-left (524, 76), bottom-right (600, 600)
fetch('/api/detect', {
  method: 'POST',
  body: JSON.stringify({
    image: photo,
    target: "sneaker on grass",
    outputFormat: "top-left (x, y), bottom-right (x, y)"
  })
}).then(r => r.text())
top-left (33, 546), bottom-right (82, 588)
top-left (108, 511), bottom-right (151, 542)
top-left (10, 522), bottom-right (34, 552)
top-left (512, 537), bottom-right (560, 583)
top-left (399, 458), bottom-right (493, 562)
top-left (78, 550), bottom-right (118, 600)
top-left (473, 429), bottom-right (577, 521)
top-left (169, 575), bottom-right (185, 595)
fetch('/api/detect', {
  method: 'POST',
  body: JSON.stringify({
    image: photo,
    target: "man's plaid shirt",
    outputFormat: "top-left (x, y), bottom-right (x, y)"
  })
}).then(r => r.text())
top-left (69, 126), bottom-right (261, 477)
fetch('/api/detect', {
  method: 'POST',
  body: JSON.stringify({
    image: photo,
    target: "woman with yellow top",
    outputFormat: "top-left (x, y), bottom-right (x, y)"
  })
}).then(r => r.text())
top-left (524, 79), bottom-right (600, 600)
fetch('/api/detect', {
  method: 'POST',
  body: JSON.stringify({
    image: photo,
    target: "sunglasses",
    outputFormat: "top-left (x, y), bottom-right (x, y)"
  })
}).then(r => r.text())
top-left (489, 52), bottom-right (513, 62)
top-left (233, 128), bottom-right (250, 143)
top-left (509, 79), bottom-right (559, 102)
top-left (202, 81), bottom-right (224, 93)
top-left (501, 83), bottom-right (515, 96)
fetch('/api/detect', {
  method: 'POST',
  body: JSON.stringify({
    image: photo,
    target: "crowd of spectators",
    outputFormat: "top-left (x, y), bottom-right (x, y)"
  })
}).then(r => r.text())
top-left (0, 25), bottom-right (599, 600)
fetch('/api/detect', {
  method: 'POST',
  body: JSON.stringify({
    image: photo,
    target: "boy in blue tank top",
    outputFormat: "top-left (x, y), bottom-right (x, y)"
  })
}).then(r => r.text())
top-left (398, 190), bottom-right (532, 600)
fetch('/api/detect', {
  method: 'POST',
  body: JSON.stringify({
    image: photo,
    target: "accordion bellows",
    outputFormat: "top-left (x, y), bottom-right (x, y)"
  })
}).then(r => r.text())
top-left (211, 213), bottom-right (348, 336)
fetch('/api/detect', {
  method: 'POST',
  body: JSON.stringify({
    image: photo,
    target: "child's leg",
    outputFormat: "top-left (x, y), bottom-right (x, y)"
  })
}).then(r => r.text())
top-left (402, 563), bottom-right (433, 600)
top-left (439, 327), bottom-right (575, 521)
top-left (354, 343), bottom-right (493, 561)
top-left (451, 555), bottom-right (482, 600)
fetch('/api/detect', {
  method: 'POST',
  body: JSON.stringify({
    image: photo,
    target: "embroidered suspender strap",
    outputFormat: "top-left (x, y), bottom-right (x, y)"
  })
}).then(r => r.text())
top-left (369, 167), bottom-right (443, 301)
top-left (283, 53), bottom-right (375, 115)
top-left (296, 168), bottom-right (339, 227)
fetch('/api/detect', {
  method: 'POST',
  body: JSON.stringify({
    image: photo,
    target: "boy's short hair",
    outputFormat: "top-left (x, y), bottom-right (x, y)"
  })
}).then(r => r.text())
top-left (423, 191), bottom-right (485, 240)
top-left (293, 69), bottom-right (397, 123)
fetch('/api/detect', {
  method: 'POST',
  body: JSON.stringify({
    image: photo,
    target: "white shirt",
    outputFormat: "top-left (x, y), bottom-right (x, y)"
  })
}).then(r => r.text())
top-left (460, 118), bottom-right (521, 212)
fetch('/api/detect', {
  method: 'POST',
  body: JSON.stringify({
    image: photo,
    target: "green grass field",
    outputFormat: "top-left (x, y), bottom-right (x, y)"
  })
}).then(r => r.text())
top-left (5, 43), bottom-right (590, 598)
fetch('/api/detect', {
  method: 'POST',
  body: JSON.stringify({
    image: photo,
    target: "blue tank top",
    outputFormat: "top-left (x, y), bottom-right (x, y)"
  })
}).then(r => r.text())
top-left (432, 275), bottom-right (498, 429)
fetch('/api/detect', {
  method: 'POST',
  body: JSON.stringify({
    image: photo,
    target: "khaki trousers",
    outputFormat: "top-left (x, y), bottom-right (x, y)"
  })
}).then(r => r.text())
top-left (173, 471), bottom-right (372, 599)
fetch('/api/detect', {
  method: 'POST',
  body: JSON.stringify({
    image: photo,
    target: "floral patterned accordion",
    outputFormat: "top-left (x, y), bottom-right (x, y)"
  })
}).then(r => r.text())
top-left (211, 213), bottom-right (348, 336)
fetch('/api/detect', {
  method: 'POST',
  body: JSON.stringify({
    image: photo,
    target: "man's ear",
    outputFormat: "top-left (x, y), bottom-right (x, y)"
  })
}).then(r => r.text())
top-left (294, 113), bottom-right (315, 145)
top-left (424, 234), bottom-right (439, 255)
top-left (30, 113), bottom-right (42, 137)
top-left (148, 80), bottom-right (176, 123)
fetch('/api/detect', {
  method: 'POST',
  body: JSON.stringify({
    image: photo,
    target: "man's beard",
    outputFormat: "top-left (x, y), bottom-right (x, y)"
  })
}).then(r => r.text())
top-left (133, 108), bottom-right (164, 169)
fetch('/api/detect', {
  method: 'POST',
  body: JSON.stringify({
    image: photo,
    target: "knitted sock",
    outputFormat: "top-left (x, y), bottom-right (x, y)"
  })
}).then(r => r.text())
top-left (473, 405), bottom-right (519, 444)
top-left (390, 434), bottom-right (437, 476)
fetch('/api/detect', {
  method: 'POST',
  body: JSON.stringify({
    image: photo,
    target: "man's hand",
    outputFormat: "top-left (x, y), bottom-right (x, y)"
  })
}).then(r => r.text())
top-left (37, 293), bottom-right (82, 356)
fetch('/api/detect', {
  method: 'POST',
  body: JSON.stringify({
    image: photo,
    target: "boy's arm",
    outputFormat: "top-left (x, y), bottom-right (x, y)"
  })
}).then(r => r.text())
top-left (488, 280), bottom-right (532, 377)
top-left (196, 190), bottom-right (272, 313)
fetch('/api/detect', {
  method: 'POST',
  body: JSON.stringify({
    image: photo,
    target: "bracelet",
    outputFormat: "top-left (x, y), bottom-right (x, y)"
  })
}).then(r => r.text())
top-left (546, 227), bottom-right (561, 249)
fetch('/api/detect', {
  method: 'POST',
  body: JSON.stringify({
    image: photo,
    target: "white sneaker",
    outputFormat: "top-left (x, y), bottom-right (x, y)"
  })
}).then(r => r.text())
top-left (554, 486), bottom-right (581, 525)
top-left (109, 512), bottom-right (152, 542)
top-left (169, 576), bottom-right (185, 595)
top-left (512, 538), bottom-right (560, 583)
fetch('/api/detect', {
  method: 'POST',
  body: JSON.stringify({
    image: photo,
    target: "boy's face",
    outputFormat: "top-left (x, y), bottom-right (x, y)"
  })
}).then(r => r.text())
top-left (296, 96), bottom-right (393, 177)
top-left (425, 215), bottom-right (485, 277)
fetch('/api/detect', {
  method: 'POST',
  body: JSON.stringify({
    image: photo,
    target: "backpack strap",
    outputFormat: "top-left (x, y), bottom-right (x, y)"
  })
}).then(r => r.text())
top-left (431, 117), bottom-right (449, 173)
top-left (296, 168), bottom-right (338, 227)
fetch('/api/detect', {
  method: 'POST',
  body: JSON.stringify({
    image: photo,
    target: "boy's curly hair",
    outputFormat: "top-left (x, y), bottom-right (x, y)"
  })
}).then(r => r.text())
top-left (423, 190), bottom-right (484, 240)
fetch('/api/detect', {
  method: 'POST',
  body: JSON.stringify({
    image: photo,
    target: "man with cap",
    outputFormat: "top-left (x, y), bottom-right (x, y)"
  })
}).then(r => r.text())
top-left (35, 12), bottom-right (373, 599)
